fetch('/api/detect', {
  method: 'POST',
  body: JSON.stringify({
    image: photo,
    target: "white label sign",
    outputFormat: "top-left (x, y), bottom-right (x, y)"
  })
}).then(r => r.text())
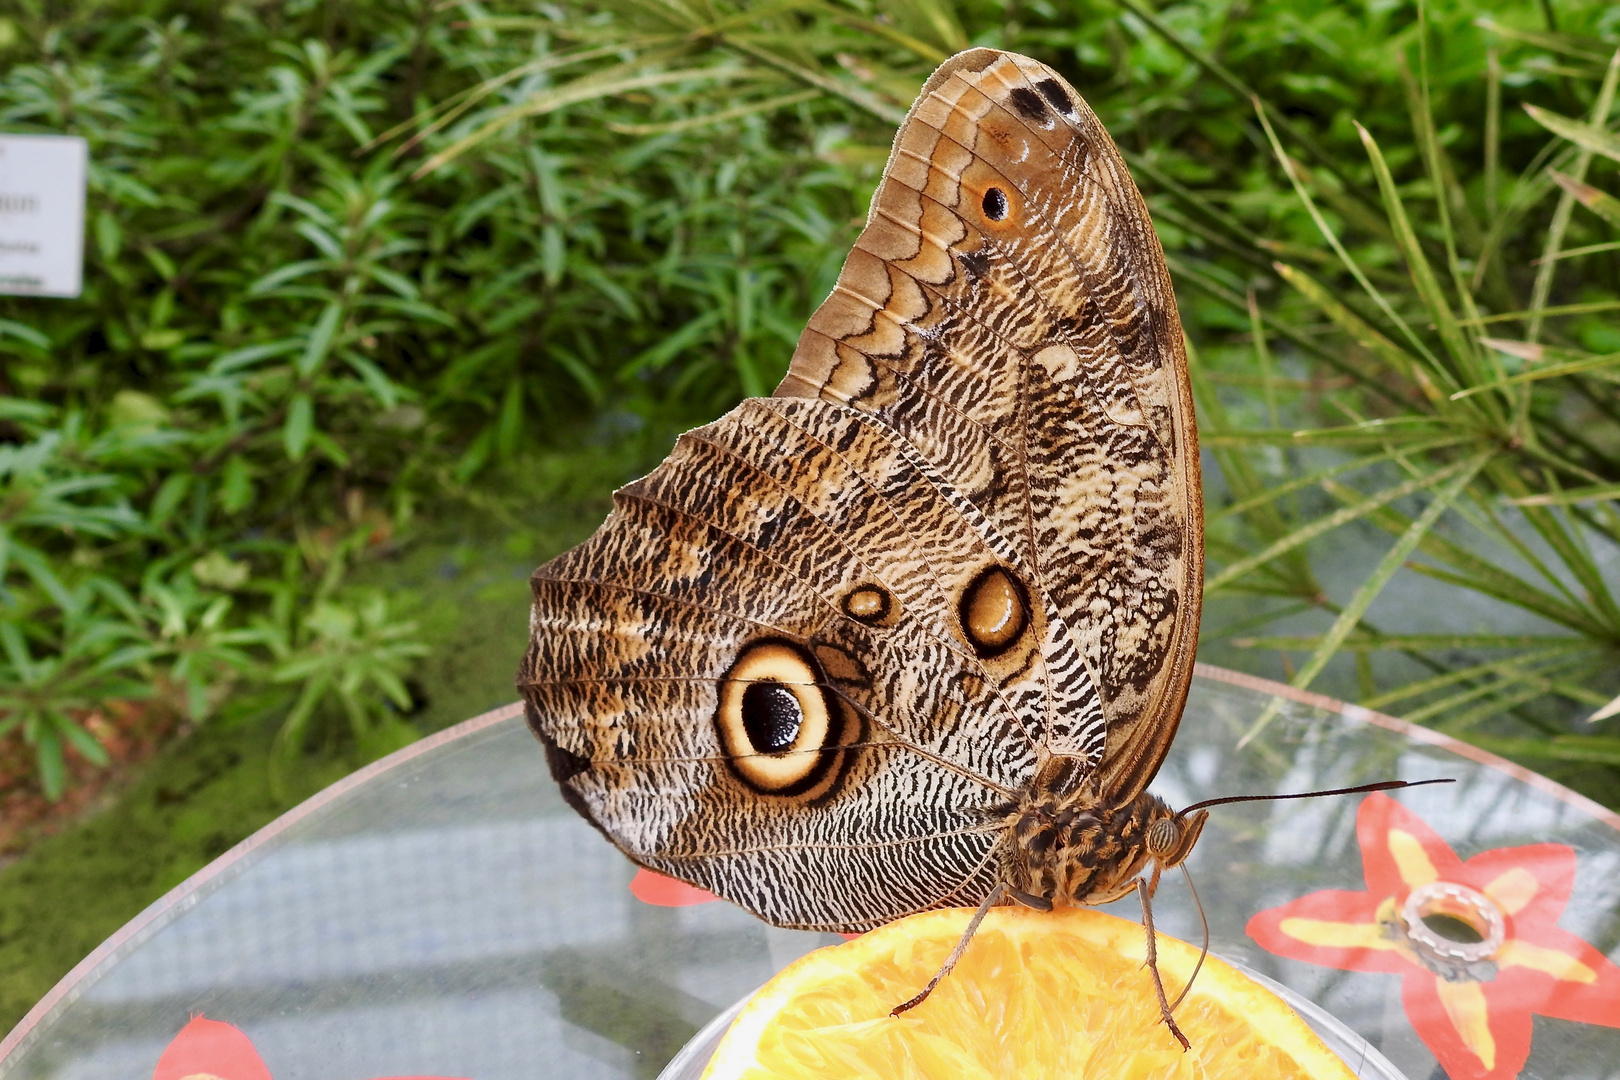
top-left (0, 134), bottom-right (88, 298)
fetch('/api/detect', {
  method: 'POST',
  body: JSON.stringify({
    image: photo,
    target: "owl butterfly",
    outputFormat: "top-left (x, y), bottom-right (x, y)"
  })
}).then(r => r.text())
top-left (519, 48), bottom-right (1425, 1047)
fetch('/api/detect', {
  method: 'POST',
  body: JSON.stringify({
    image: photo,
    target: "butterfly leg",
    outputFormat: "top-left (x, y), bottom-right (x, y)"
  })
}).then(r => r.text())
top-left (890, 883), bottom-right (1008, 1017)
top-left (1134, 871), bottom-right (1191, 1051)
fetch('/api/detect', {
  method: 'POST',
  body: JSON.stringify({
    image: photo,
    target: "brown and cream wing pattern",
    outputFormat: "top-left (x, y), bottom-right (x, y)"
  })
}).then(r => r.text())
top-left (776, 49), bottom-right (1201, 800)
top-left (520, 47), bottom-right (1200, 931)
top-left (523, 396), bottom-right (1065, 930)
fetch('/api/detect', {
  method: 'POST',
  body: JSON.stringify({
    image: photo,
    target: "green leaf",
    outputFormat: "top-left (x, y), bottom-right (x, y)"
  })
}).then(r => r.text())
top-left (1549, 171), bottom-right (1620, 228)
top-left (297, 303), bottom-right (344, 378)
top-left (35, 730), bottom-right (66, 802)
top-left (284, 393), bottom-right (314, 460)
top-left (1524, 103), bottom-right (1620, 164)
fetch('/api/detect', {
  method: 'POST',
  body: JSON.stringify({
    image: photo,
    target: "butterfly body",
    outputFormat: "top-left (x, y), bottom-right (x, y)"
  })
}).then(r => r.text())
top-left (1001, 783), bottom-right (1209, 909)
top-left (521, 48), bottom-right (1203, 937)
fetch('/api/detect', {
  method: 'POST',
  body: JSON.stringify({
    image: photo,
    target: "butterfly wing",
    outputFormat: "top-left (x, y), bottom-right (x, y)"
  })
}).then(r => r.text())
top-left (520, 49), bottom-right (1200, 930)
top-left (777, 49), bottom-right (1201, 800)
top-left (523, 396), bottom-right (1065, 930)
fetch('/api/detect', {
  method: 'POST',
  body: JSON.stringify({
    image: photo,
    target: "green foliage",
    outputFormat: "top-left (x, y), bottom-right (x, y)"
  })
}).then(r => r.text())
top-left (3, 0), bottom-right (1619, 805)
top-left (0, 0), bottom-right (861, 795)
top-left (397, 0), bottom-right (1620, 801)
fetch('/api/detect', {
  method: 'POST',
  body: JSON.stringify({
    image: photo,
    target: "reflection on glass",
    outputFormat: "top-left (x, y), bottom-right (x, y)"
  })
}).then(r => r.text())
top-left (2, 675), bottom-right (1617, 1080)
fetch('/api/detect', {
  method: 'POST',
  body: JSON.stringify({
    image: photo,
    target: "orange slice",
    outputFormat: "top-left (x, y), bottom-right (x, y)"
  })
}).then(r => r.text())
top-left (701, 906), bottom-right (1356, 1080)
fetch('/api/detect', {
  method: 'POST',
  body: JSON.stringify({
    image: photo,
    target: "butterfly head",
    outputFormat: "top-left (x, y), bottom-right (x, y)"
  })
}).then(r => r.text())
top-left (1147, 807), bottom-right (1209, 871)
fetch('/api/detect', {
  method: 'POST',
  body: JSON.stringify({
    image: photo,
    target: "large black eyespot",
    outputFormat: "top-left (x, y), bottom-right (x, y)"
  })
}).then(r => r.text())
top-left (982, 187), bottom-right (1009, 222)
top-left (741, 681), bottom-right (802, 753)
top-left (715, 639), bottom-right (859, 797)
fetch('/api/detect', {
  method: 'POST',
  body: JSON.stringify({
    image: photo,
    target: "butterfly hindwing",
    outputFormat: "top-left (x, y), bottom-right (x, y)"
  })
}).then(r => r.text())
top-left (524, 396), bottom-right (1078, 929)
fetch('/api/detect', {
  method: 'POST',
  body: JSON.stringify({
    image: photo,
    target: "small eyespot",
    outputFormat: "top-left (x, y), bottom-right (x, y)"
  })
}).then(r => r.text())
top-left (982, 187), bottom-right (1009, 222)
top-left (842, 584), bottom-right (894, 624)
top-left (959, 565), bottom-right (1028, 658)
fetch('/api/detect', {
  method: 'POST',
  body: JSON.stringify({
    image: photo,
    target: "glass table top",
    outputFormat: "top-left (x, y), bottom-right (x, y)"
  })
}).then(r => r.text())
top-left (2, 665), bottom-right (1617, 1080)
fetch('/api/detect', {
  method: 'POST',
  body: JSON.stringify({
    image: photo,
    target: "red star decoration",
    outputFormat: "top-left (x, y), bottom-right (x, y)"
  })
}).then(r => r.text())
top-left (1248, 793), bottom-right (1620, 1079)
top-left (152, 1015), bottom-right (469, 1080)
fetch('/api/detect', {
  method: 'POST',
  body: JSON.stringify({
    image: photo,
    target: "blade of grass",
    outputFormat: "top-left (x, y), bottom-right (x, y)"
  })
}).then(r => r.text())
top-left (415, 65), bottom-right (768, 176)
top-left (1405, 658), bottom-right (1587, 725)
top-left (1211, 438), bottom-right (1465, 523)
top-left (1405, 18), bottom-right (1488, 350)
top-left (1207, 452), bottom-right (1486, 596)
top-left (1233, 633), bottom-right (1582, 653)
top-left (1452, 344), bottom-right (1620, 398)
top-left (1357, 120), bottom-right (1483, 391)
top-left (1362, 645), bottom-right (1590, 710)
top-left (605, 87), bottom-right (822, 134)
top-left (1256, 104), bottom-right (1450, 381)
top-left (721, 36), bottom-right (906, 124)
top-left (1524, 102), bottom-right (1620, 165)
top-left (1238, 451), bottom-right (1490, 747)
top-left (1525, 49), bottom-right (1620, 345)
top-left (1548, 170), bottom-right (1620, 226)
top-left (1168, 256), bottom-right (1412, 408)
top-left (1467, 734), bottom-right (1620, 767)
top-left (1512, 480), bottom-right (1620, 505)
top-left (1473, 17), bottom-right (1616, 63)
top-left (1274, 262), bottom-right (1443, 400)
top-left (1486, 45), bottom-right (1502, 221)
top-left (1531, 240), bottom-right (1620, 264)
top-left (1461, 300), bottom-right (1620, 325)
top-left (1348, 491), bottom-right (1609, 637)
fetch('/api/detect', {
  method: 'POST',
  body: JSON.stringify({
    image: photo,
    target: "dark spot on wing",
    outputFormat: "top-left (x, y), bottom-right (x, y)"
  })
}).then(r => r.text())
top-left (958, 249), bottom-right (990, 281)
top-left (982, 187), bottom-right (1008, 222)
top-left (1008, 87), bottom-right (1048, 123)
top-left (1037, 78), bottom-right (1074, 115)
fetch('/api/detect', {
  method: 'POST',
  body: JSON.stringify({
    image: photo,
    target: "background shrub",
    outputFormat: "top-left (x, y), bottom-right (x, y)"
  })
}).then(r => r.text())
top-left (1, 0), bottom-right (1618, 809)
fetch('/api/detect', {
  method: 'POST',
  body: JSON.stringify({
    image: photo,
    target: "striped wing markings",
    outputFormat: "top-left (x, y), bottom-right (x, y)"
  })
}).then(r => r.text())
top-left (912, 59), bottom-right (1195, 776)
top-left (793, 129), bottom-right (1122, 761)
top-left (526, 406), bottom-right (1047, 789)
top-left (625, 398), bottom-right (1048, 759)
top-left (924, 66), bottom-right (1168, 423)
top-left (527, 573), bottom-right (1009, 897)
top-left (529, 522), bottom-right (1022, 785)
top-left (644, 806), bottom-right (1008, 934)
top-left (949, 53), bottom-right (1200, 794)
top-left (735, 827), bottom-right (1007, 933)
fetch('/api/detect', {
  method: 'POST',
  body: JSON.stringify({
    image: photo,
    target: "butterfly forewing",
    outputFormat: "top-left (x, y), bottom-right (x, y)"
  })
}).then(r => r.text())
top-left (521, 49), bottom-right (1201, 931)
top-left (777, 49), bottom-right (1201, 801)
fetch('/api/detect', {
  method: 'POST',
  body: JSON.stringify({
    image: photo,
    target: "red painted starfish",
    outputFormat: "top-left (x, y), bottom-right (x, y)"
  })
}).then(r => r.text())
top-left (1248, 792), bottom-right (1620, 1080)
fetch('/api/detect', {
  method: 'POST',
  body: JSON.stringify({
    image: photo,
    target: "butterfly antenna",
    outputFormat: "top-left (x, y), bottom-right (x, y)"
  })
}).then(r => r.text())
top-left (1177, 776), bottom-right (1453, 817)
top-left (1168, 862), bottom-right (1208, 1013)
